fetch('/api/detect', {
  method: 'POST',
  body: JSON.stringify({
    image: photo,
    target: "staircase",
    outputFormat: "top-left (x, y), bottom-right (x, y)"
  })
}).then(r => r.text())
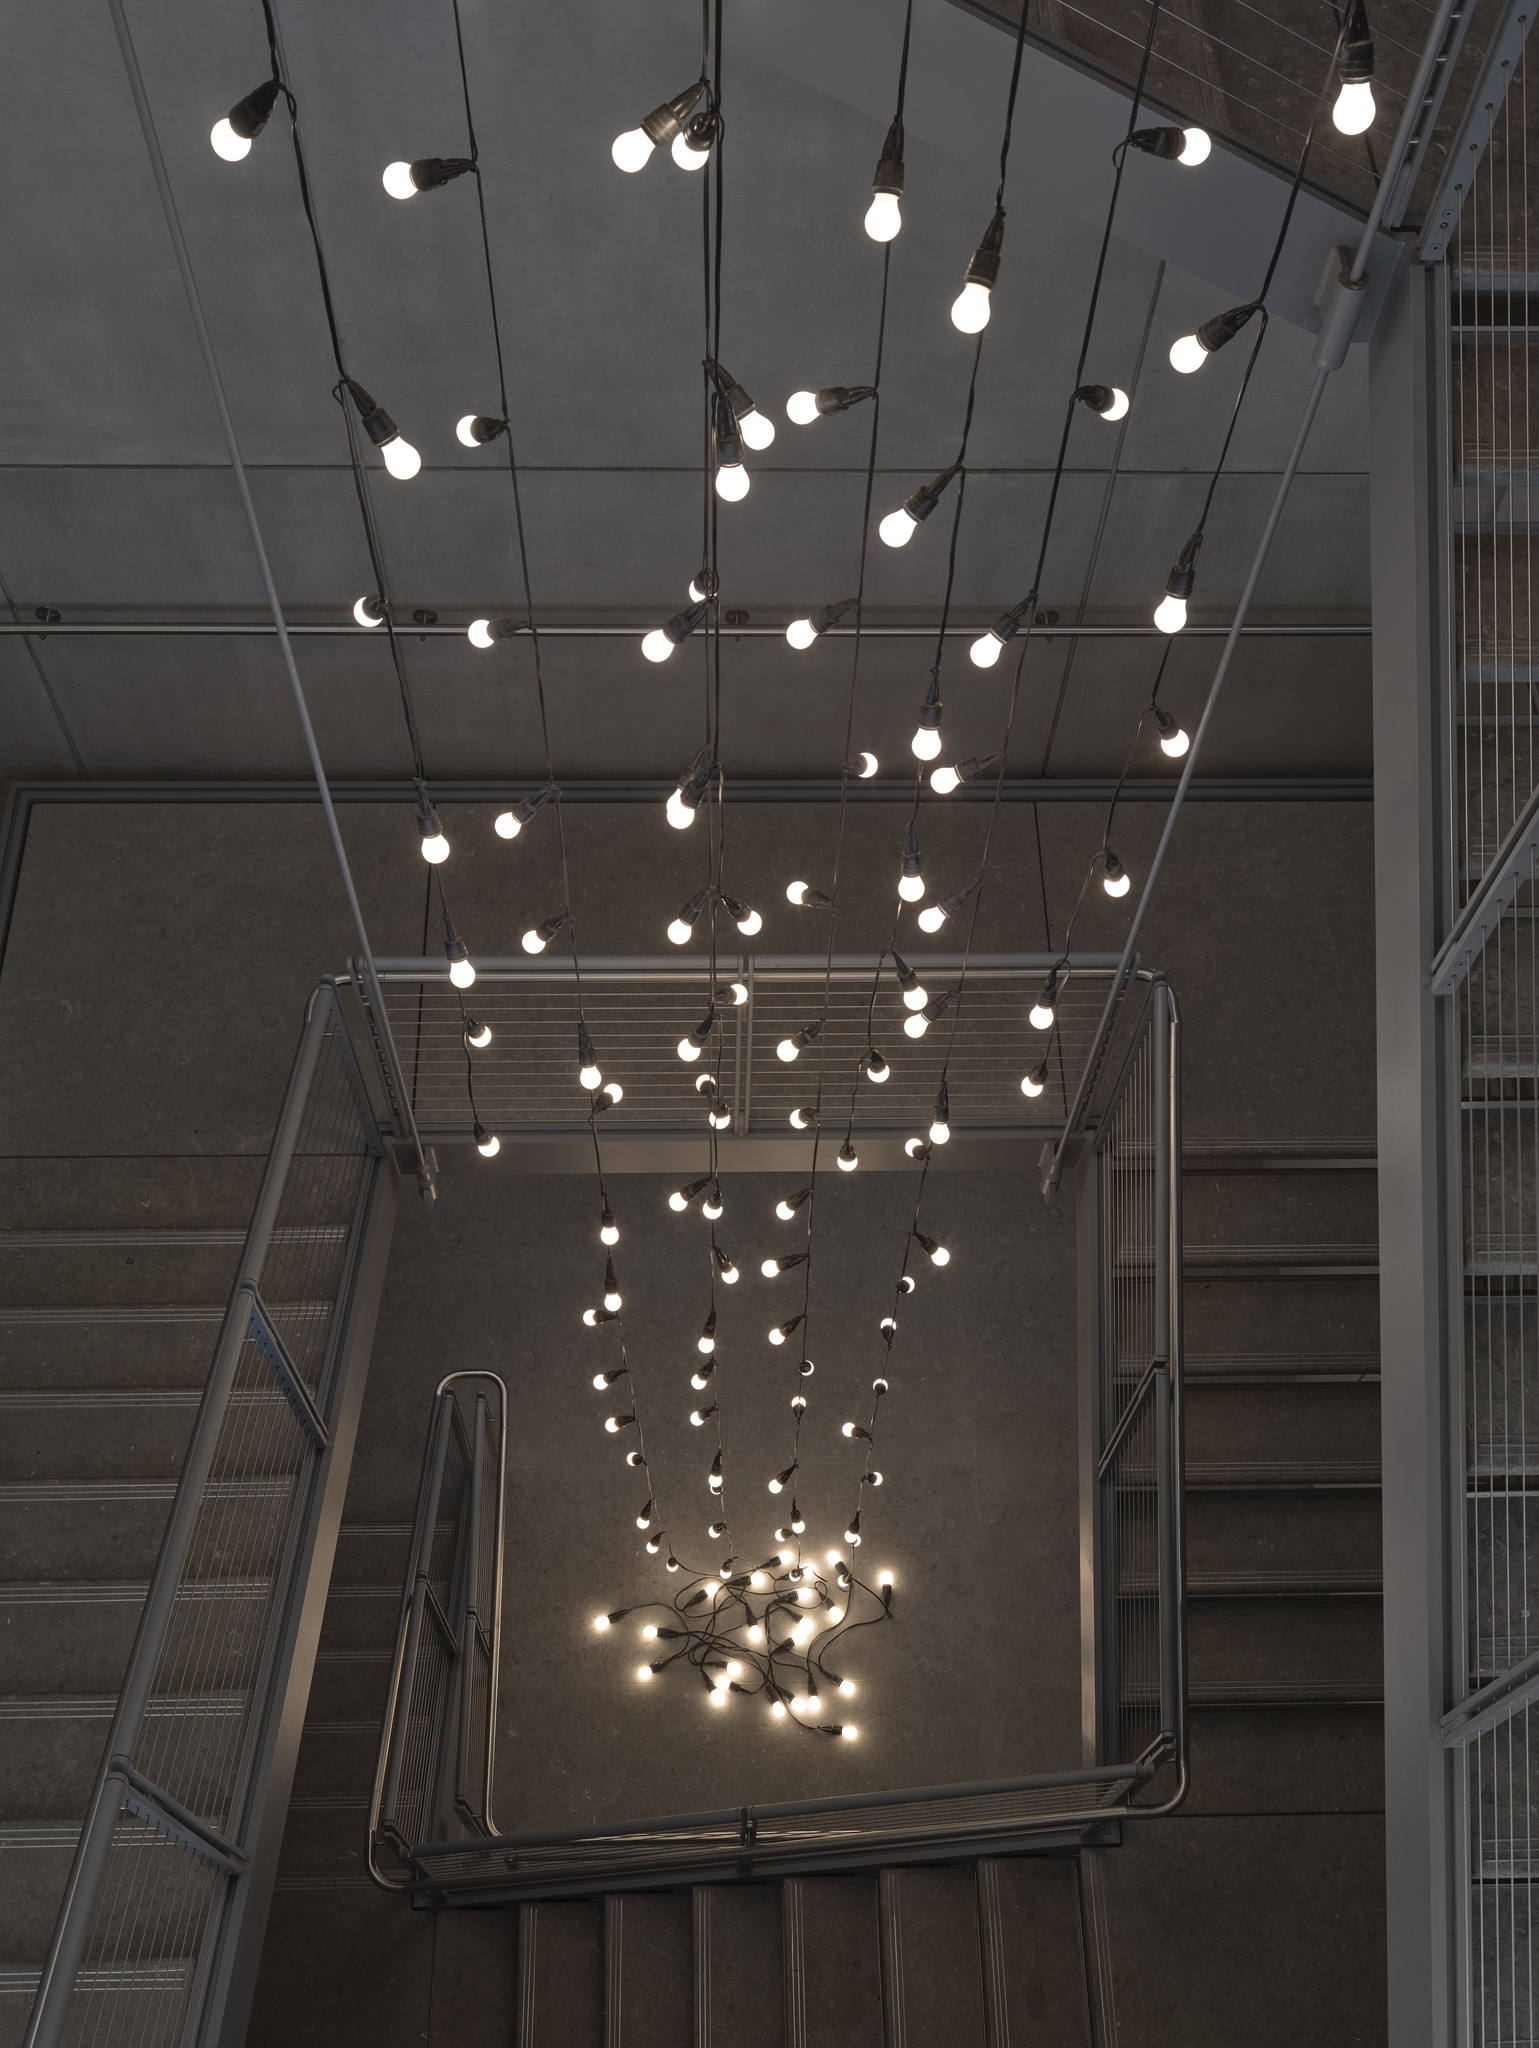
top-left (0, 1157), bottom-right (257, 2048)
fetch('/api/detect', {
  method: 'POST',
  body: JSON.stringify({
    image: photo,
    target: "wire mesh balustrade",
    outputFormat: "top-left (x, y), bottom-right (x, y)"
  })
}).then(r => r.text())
top-left (22, 985), bottom-right (389, 2048)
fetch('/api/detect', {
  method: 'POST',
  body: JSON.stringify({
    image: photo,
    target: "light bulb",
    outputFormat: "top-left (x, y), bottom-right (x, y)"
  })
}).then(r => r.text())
top-left (465, 1020), bottom-right (491, 1048)
top-left (730, 982), bottom-right (748, 1005)
top-left (605, 1292), bottom-right (622, 1313)
top-left (354, 597), bottom-right (384, 629)
top-left (789, 1107), bottom-right (811, 1129)
top-left (866, 1054), bottom-right (890, 1083)
top-left (878, 1570), bottom-right (893, 1587)
top-left (786, 618), bottom-right (818, 651)
top-left (739, 411), bottom-right (776, 451)
top-left (1098, 387), bottom-right (1131, 420)
top-left (521, 929), bottom-right (546, 955)
top-left (839, 1679), bottom-right (855, 1698)
top-left (930, 765), bottom-right (960, 794)
top-left (211, 118), bottom-right (252, 162)
top-left (678, 1036), bottom-right (701, 1060)
top-left (828, 1606), bottom-right (844, 1623)
top-left (737, 908), bottom-right (762, 936)
top-left (951, 281), bottom-right (992, 333)
top-left (1161, 723), bottom-right (1191, 758)
top-left (612, 127), bottom-right (655, 172)
top-left (420, 830), bottom-right (449, 864)
top-left (709, 1689), bottom-right (727, 1708)
top-left (494, 811), bottom-right (520, 839)
top-left (1030, 1001), bottom-right (1055, 1030)
top-left (1169, 333), bottom-right (1208, 374)
top-left (768, 1328), bottom-right (785, 1346)
top-left (1103, 863), bottom-right (1131, 898)
top-left (642, 630), bottom-right (676, 663)
top-left (666, 788), bottom-right (695, 829)
top-left (1154, 594), bottom-right (1188, 634)
top-left (797, 1586), bottom-right (815, 1604)
top-left (771, 1700), bottom-right (787, 1718)
top-left (702, 1191), bottom-right (723, 1220)
top-left (911, 725), bottom-right (942, 761)
top-left (930, 1119), bottom-right (950, 1145)
top-left (716, 464), bottom-right (750, 502)
top-left (1179, 127), bottom-right (1212, 164)
top-left (777, 1039), bottom-right (799, 1063)
top-left (1022, 1068), bottom-right (1046, 1098)
top-left (468, 619), bottom-right (495, 650)
top-left (450, 956), bottom-right (476, 990)
top-left (580, 1063), bottom-right (603, 1089)
top-left (779, 1547), bottom-right (795, 1565)
top-left (604, 1083), bottom-right (623, 1103)
top-left (667, 919), bottom-right (693, 946)
top-left (916, 906), bottom-right (946, 934)
top-left (898, 873), bottom-right (925, 903)
top-left (903, 985), bottom-right (928, 1011)
top-left (865, 190), bottom-right (902, 241)
top-left (791, 1697), bottom-right (805, 1714)
top-left (904, 1013), bottom-right (929, 1038)
top-left (477, 1128), bottom-right (499, 1157)
top-left (786, 881), bottom-right (808, 905)
top-left (931, 1244), bottom-right (950, 1266)
top-left (1333, 79), bottom-right (1376, 134)
top-left (456, 416), bottom-right (482, 448)
top-left (381, 437), bottom-right (421, 481)
top-left (672, 128), bottom-right (711, 169)
top-left (879, 508), bottom-right (917, 548)
top-left (594, 1614), bottom-right (611, 1630)
top-left (841, 1724), bottom-right (858, 1741)
top-left (637, 1665), bottom-right (654, 1683)
top-left (837, 1144), bottom-right (858, 1172)
top-left (786, 389), bottom-right (820, 425)
top-left (970, 631), bottom-right (1004, 668)
top-left (855, 752), bottom-right (879, 778)
top-left (382, 161), bottom-right (418, 199)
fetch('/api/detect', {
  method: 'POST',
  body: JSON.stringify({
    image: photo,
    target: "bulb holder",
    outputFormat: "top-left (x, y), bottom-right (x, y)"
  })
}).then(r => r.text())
top-left (344, 378), bottom-right (401, 450)
top-left (461, 415), bottom-right (507, 445)
top-left (873, 115), bottom-right (905, 195)
top-left (680, 107), bottom-right (721, 153)
top-left (965, 206), bottom-right (1006, 288)
top-left (817, 385), bottom-right (878, 417)
top-left (1075, 383), bottom-right (1119, 414)
top-left (714, 398), bottom-right (744, 470)
top-left (641, 81), bottom-right (707, 147)
top-left (665, 602), bottom-right (711, 648)
top-left (903, 463), bottom-right (961, 527)
top-left (1195, 302), bottom-right (1261, 354)
top-left (1342, 0), bottom-right (1374, 80)
top-left (227, 77), bottom-right (281, 141)
top-left (406, 156), bottom-right (475, 192)
top-left (1128, 125), bottom-right (1187, 159)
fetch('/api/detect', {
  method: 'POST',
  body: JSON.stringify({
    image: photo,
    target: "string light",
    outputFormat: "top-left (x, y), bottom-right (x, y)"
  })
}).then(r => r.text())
top-left (474, 1120), bottom-right (499, 1157)
top-left (930, 750), bottom-right (1003, 796)
top-left (866, 115), bottom-right (905, 240)
top-left (1102, 851), bottom-right (1131, 898)
top-left (762, 1253), bottom-right (809, 1278)
top-left (707, 360), bottom-right (775, 450)
top-left (898, 823), bottom-right (926, 900)
top-left (969, 599), bottom-right (1030, 668)
top-left (787, 385), bottom-right (877, 424)
top-left (1021, 1061), bottom-right (1048, 1098)
top-left (786, 882), bottom-right (835, 909)
top-left (354, 595), bottom-right (386, 629)
top-left (713, 1246), bottom-right (739, 1284)
top-left (1169, 301), bottom-right (1260, 374)
top-left (1332, 1), bottom-right (1376, 131)
top-left (443, 919), bottom-right (475, 989)
top-left (865, 1048), bottom-right (891, 1083)
top-left (456, 413), bottom-right (508, 448)
top-left (1128, 124), bottom-right (1212, 165)
top-left (903, 988), bottom-right (954, 1039)
top-left (668, 888), bottom-right (710, 947)
top-left (786, 597), bottom-right (859, 650)
top-left (721, 894), bottom-right (762, 936)
top-left (879, 464), bottom-right (961, 548)
top-left (464, 1018), bottom-right (491, 1049)
top-left (914, 1229), bottom-right (951, 1266)
top-left (674, 108), bottom-right (720, 169)
top-left (643, 602), bottom-right (711, 664)
top-left (910, 677), bottom-right (943, 760)
top-left (612, 81), bottom-right (707, 172)
top-left (1073, 383), bottom-right (1131, 422)
top-left (698, 1309), bottom-right (717, 1355)
top-left (768, 1315), bottom-right (804, 1347)
top-left (1152, 704), bottom-right (1190, 758)
top-left (702, 1184), bottom-right (724, 1220)
top-left (777, 1020), bottom-right (824, 1063)
top-left (714, 400), bottom-right (750, 501)
top-left (788, 1107), bottom-right (815, 1129)
top-left (416, 786), bottom-right (450, 864)
top-left (849, 752), bottom-right (880, 778)
top-left (670, 1176), bottom-right (712, 1214)
top-left (838, 1141), bottom-right (859, 1172)
top-left (210, 79), bottom-right (280, 161)
top-left (951, 206), bottom-right (1004, 333)
top-left (776, 1186), bottom-right (813, 1220)
top-left (1030, 970), bottom-right (1059, 1030)
top-left (893, 953), bottom-right (928, 1010)
top-left (382, 156), bottom-right (474, 199)
top-left (494, 782), bottom-right (557, 840)
top-left (521, 911), bottom-right (570, 955)
top-left (342, 378), bottom-right (420, 480)
top-left (929, 1081), bottom-right (950, 1145)
top-left (917, 880), bottom-right (978, 935)
top-left (1155, 532), bottom-right (1202, 633)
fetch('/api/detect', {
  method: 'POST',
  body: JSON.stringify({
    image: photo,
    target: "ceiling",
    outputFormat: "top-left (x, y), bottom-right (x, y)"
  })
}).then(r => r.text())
top-left (0, 0), bottom-right (1412, 790)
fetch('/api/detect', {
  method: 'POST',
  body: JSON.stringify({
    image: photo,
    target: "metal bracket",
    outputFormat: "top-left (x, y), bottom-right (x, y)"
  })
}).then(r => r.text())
top-left (112, 1758), bottom-right (245, 1876)
top-left (1428, 774), bottom-right (1539, 996)
top-left (244, 1286), bottom-right (329, 1452)
top-left (1312, 246), bottom-right (1371, 371)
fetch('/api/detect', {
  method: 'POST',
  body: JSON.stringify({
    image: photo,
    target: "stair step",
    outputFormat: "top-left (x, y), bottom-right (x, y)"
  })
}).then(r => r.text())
top-left (518, 1901), bottom-right (603, 2048)
top-left (1187, 1602), bottom-right (1381, 1697)
top-left (695, 1883), bottom-right (781, 2048)
top-left (0, 1158), bottom-right (265, 1234)
top-left (0, 1390), bottom-right (202, 1482)
top-left (785, 1877), bottom-right (881, 2048)
top-left (0, 1322), bottom-right (223, 1392)
top-left (1182, 1568), bottom-right (1382, 1597)
top-left (604, 1891), bottom-right (691, 2048)
top-left (878, 1867), bottom-right (986, 2048)
top-left (977, 1858), bottom-right (1091, 2048)
top-left (1185, 1493), bottom-right (1382, 1577)
top-left (1184, 1383), bottom-right (1381, 1472)
top-left (0, 1831), bottom-right (78, 1966)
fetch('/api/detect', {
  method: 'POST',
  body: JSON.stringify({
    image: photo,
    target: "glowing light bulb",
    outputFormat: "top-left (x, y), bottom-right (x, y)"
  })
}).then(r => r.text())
top-left (1103, 861), bottom-right (1131, 898)
top-left (931, 1244), bottom-right (950, 1265)
top-left (898, 872), bottom-right (925, 902)
top-left (865, 190), bottom-right (902, 241)
top-left (839, 1679), bottom-right (856, 1698)
top-left (786, 881), bottom-right (808, 905)
top-left (637, 1664), bottom-right (654, 1682)
top-left (476, 1127), bottom-right (499, 1157)
top-left (667, 919), bottom-right (693, 946)
top-left (970, 631), bottom-right (1004, 668)
top-left (1154, 594), bottom-right (1188, 634)
top-left (768, 1327), bottom-right (785, 1346)
top-left (666, 788), bottom-right (694, 828)
top-left (951, 281), bottom-right (992, 333)
top-left (841, 1724), bottom-right (858, 1741)
top-left (450, 956), bottom-right (476, 990)
top-left (916, 906), bottom-right (946, 934)
top-left (465, 1020), bottom-right (491, 1048)
top-left (739, 411), bottom-right (776, 451)
top-left (716, 464), bottom-right (750, 502)
top-left (879, 508), bottom-right (917, 548)
top-left (1098, 387), bottom-right (1131, 420)
top-left (212, 117), bottom-right (254, 161)
top-left (1180, 127), bottom-right (1212, 164)
top-left (855, 752), bottom-right (879, 777)
top-left (789, 1108), bottom-right (811, 1129)
top-left (837, 1144), bottom-right (858, 1172)
top-left (730, 982), bottom-right (748, 1005)
top-left (1161, 723), bottom-right (1191, 758)
top-left (878, 1570), bottom-right (893, 1588)
top-left (726, 1660), bottom-right (744, 1679)
top-left (580, 1063), bottom-right (603, 1089)
top-left (612, 128), bottom-right (655, 172)
top-left (381, 437), bottom-right (421, 481)
top-left (672, 127), bottom-right (711, 169)
top-left (736, 908), bottom-right (762, 936)
top-left (751, 1572), bottom-right (768, 1590)
top-left (904, 1013), bottom-right (929, 1038)
top-left (1169, 333), bottom-right (1208, 374)
top-left (797, 1586), bottom-right (815, 1604)
top-left (382, 161), bottom-right (417, 199)
top-left (749, 1623), bottom-right (765, 1642)
top-left (456, 416), bottom-right (482, 449)
top-left (593, 1614), bottom-right (611, 1631)
top-left (1332, 79), bottom-right (1376, 134)
top-left (354, 597), bottom-right (384, 629)
top-left (468, 619), bottom-right (496, 650)
top-left (930, 1118), bottom-right (950, 1145)
top-left (772, 1700), bottom-right (787, 1718)
top-left (521, 928), bottom-right (546, 955)
top-left (642, 630), bottom-right (676, 663)
top-left (791, 1697), bottom-right (804, 1714)
top-left (786, 389), bottom-right (820, 425)
top-left (903, 985), bottom-right (928, 1011)
top-left (828, 1606), bottom-right (844, 1623)
top-left (604, 1083), bottom-right (623, 1103)
top-left (777, 1039), bottom-right (799, 1063)
top-left (1030, 1000), bottom-right (1055, 1030)
top-left (709, 1688), bottom-right (727, 1708)
top-left (420, 829), bottom-right (449, 864)
top-left (494, 811), bottom-right (520, 840)
top-left (930, 765), bottom-right (960, 794)
top-left (786, 618), bottom-right (818, 651)
top-left (678, 1037), bottom-right (702, 1062)
top-left (911, 725), bottom-right (942, 761)
top-left (702, 1190), bottom-right (723, 1220)
top-left (1022, 1068), bottom-right (1046, 1098)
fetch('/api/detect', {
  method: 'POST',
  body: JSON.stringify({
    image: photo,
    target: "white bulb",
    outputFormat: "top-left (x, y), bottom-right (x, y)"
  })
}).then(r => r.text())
top-left (1099, 387), bottom-right (1131, 421)
top-left (951, 281), bottom-right (992, 333)
top-left (771, 1700), bottom-right (787, 1718)
top-left (879, 508), bottom-right (917, 548)
top-left (477, 1129), bottom-right (500, 1157)
top-left (878, 1571), bottom-right (893, 1587)
top-left (789, 1108), bottom-right (810, 1129)
top-left (521, 929), bottom-right (545, 955)
top-left (791, 1697), bottom-right (805, 1714)
top-left (786, 618), bottom-right (818, 651)
top-left (776, 1201), bottom-right (796, 1220)
top-left (667, 919), bottom-right (693, 946)
top-left (688, 578), bottom-right (707, 603)
top-left (678, 1036), bottom-right (701, 1060)
top-left (612, 128), bottom-right (655, 172)
top-left (904, 1139), bottom-right (924, 1158)
top-left (1104, 869), bottom-right (1132, 898)
top-left (637, 1664), bottom-right (653, 1681)
top-left (898, 874), bottom-right (925, 903)
top-left (930, 1120), bottom-right (950, 1145)
top-left (1161, 725), bottom-right (1191, 758)
top-left (867, 1060), bottom-right (890, 1083)
top-left (779, 1548), bottom-right (795, 1565)
top-left (730, 982), bottom-right (748, 1005)
top-left (579, 1063), bottom-right (602, 1089)
top-left (583, 1309), bottom-right (598, 1326)
top-left (605, 1292), bottom-right (622, 1313)
top-left (1154, 594), bottom-right (1188, 634)
top-left (828, 1606), bottom-right (844, 1623)
top-left (931, 765), bottom-right (960, 795)
top-left (856, 752), bottom-right (879, 778)
top-left (786, 881), bottom-right (808, 905)
top-left (797, 1586), bottom-right (815, 1603)
top-left (930, 1244), bottom-right (951, 1265)
top-left (1332, 79), bottom-right (1376, 135)
top-left (768, 1328), bottom-right (785, 1346)
top-left (666, 789), bottom-right (695, 830)
top-left (1029, 1002), bottom-right (1055, 1030)
top-left (841, 1724), bottom-right (858, 1741)
top-left (709, 1689), bottom-right (727, 1708)
top-left (672, 129), bottom-right (711, 170)
top-left (702, 1193), bottom-right (723, 1219)
top-left (911, 726), bottom-right (942, 761)
top-left (1022, 1070), bottom-right (1045, 1097)
top-left (601, 1225), bottom-right (618, 1246)
top-left (777, 1039), bottom-right (799, 1063)
top-left (354, 597), bottom-right (384, 629)
top-left (903, 986), bottom-right (928, 1011)
top-left (449, 957), bottom-right (476, 989)
top-left (865, 190), bottom-right (902, 242)
top-left (642, 629), bottom-right (675, 663)
top-left (916, 906), bottom-right (946, 934)
top-left (594, 1614), bottom-right (611, 1630)
top-left (466, 1022), bottom-right (491, 1048)
top-left (381, 436), bottom-right (421, 481)
top-left (715, 464), bottom-right (750, 502)
top-left (838, 1149), bottom-right (858, 1172)
top-left (604, 1082), bottom-right (623, 1103)
top-left (739, 410), bottom-right (776, 451)
top-left (456, 415), bottom-right (482, 449)
top-left (1179, 127), bottom-right (1212, 165)
top-left (786, 389), bottom-right (820, 425)
top-left (468, 618), bottom-right (494, 649)
top-left (382, 161), bottom-right (418, 200)
top-left (494, 811), bottom-right (519, 839)
top-left (420, 832), bottom-right (450, 865)
top-left (211, 118), bottom-right (251, 162)
top-left (1169, 333), bottom-right (1208, 374)
top-left (904, 1013), bottom-right (929, 1038)
top-left (970, 631), bottom-right (1004, 668)
top-left (698, 1332), bottom-right (715, 1354)
top-left (737, 910), bottom-right (762, 937)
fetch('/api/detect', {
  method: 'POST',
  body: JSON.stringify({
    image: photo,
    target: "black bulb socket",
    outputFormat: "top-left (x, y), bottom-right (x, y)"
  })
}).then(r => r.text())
top-left (642, 82), bottom-right (708, 147)
top-left (1342, 0), bottom-right (1374, 81)
top-left (904, 464), bottom-right (962, 525)
top-left (1127, 125), bottom-right (1188, 160)
top-left (714, 400), bottom-right (744, 469)
top-left (228, 78), bottom-right (282, 141)
top-left (1075, 384), bottom-right (1119, 414)
top-left (815, 385), bottom-right (877, 416)
top-left (407, 157), bottom-right (476, 192)
top-left (463, 416), bottom-right (508, 445)
top-left (344, 379), bottom-right (400, 449)
top-left (873, 115), bottom-right (905, 195)
top-left (964, 206), bottom-right (1006, 289)
top-left (666, 602), bottom-right (712, 647)
top-left (1195, 303), bottom-right (1261, 354)
top-left (1166, 531), bottom-right (1202, 598)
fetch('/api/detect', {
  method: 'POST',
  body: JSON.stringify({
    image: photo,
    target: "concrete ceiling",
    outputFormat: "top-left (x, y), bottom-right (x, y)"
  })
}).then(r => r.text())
top-left (0, 0), bottom-right (1390, 788)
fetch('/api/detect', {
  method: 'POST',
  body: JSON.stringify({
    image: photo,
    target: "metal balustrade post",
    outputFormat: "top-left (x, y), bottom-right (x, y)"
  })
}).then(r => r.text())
top-left (22, 990), bottom-right (333, 2048)
top-left (455, 1397), bottom-right (487, 1819)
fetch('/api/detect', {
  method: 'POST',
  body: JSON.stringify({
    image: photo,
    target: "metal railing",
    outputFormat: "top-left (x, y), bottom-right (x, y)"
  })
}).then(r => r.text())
top-left (365, 980), bottom-right (1184, 1902)
top-left (23, 984), bottom-right (395, 2048)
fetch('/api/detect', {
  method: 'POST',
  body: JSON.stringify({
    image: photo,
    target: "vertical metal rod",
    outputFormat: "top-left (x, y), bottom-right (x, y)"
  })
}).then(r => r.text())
top-left (22, 988), bottom-right (332, 2048)
top-left (1156, 1367), bottom-right (1177, 1742)
top-left (455, 1397), bottom-right (487, 1814)
top-left (1152, 981), bottom-right (1171, 1365)
top-left (379, 1395), bottom-right (456, 1831)
top-left (105, 0), bottom-right (431, 1196)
